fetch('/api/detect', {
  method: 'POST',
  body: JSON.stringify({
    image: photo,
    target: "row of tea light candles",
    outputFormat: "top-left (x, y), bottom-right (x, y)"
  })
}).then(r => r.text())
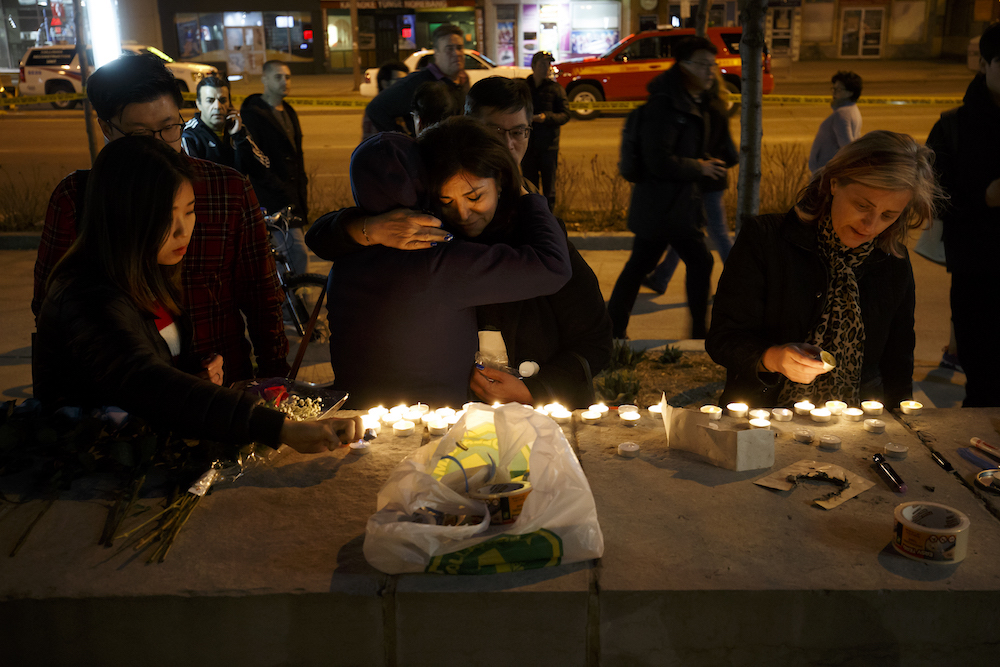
top-left (703, 399), bottom-right (924, 431)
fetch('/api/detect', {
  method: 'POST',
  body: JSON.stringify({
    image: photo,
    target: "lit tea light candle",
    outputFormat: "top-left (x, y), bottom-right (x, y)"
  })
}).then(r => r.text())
top-left (618, 404), bottom-right (639, 415)
top-left (825, 400), bottom-right (847, 416)
top-left (700, 405), bottom-right (723, 420)
top-left (864, 418), bottom-right (885, 434)
top-left (393, 420), bottom-right (415, 437)
top-left (818, 435), bottom-right (841, 451)
top-left (794, 429), bottom-right (814, 443)
top-left (381, 413), bottom-right (401, 426)
top-left (550, 409), bottom-right (573, 424)
top-left (581, 410), bottom-right (602, 425)
top-left (862, 400), bottom-right (884, 416)
top-left (492, 401), bottom-right (503, 409)
top-left (543, 402), bottom-right (564, 415)
top-left (408, 403), bottom-right (430, 415)
top-left (899, 400), bottom-right (922, 416)
top-left (427, 419), bottom-right (448, 436)
top-left (842, 407), bottom-right (864, 422)
top-left (368, 406), bottom-right (388, 419)
top-left (771, 408), bottom-right (793, 422)
top-left (404, 410), bottom-right (424, 423)
top-left (794, 401), bottom-right (815, 416)
top-left (589, 403), bottom-right (609, 416)
top-left (421, 412), bottom-right (437, 425)
top-left (435, 407), bottom-right (455, 419)
top-left (446, 413), bottom-right (461, 426)
top-left (349, 441), bottom-right (371, 456)
top-left (748, 408), bottom-right (770, 420)
top-left (810, 408), bottom-right (832, 423)
top-left (749, 418), bottom-right (771, 429)
top-left (390, 404), bottom-right (409, 415)
top-left (726, 402), bottom-right (749, 419)
top-left (620, 412), bottom-right (640, 426)
top-left (648, 404), bottom-right (663, 415)
top-left (361, 415), bottom-right (382, 434)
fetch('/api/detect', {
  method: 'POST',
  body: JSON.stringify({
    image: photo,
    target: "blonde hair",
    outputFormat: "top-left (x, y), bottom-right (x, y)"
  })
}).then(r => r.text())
top-left (796, 130), bottom-right (944, 257)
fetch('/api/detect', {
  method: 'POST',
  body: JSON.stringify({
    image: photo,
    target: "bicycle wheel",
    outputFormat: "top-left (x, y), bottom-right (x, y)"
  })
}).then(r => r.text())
top-left (283, 273), bottom-right (335, 386)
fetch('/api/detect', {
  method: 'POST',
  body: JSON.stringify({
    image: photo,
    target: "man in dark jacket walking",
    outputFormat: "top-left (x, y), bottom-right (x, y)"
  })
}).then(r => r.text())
top-left (523, 51), bottom-right (569, 211)
top-left (182, 76), bottom-right (269, 178)
top-left (241, 60), bottom-right (309, 275)
top-left (926, 22), bottom-right (1000, 407)
top-left (362, 24), bottom-right (468, 139)
top-left (606, 36), bottom-right (726, 340)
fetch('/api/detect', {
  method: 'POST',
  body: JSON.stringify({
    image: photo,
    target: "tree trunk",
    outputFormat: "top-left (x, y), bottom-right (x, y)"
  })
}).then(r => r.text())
top-left (72, 0), bottom-right (103, 164)
top-left (695, 0), bottom-right (710, 38)
top-left (735, 0), bottom-right (768, 234)
top-left (350, 0), bottom-right (361, 91)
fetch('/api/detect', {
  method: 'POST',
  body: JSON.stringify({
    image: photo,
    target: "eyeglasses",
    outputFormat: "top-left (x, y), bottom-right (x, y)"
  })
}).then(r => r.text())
top-left (494, 125), bottom-right (531, 141)
top-left (107, 116), bottom-right (185, 143)
top-left (683, 60), bottom-right (716, 72)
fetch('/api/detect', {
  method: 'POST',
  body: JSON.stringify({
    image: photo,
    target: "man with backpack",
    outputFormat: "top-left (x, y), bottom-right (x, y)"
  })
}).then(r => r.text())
top-left (608, 36), bottom-right (728, 340)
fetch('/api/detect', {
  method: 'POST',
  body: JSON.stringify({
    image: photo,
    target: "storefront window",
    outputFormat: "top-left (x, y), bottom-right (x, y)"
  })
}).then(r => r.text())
top-left (263, 12), bottom-right (314, 62)
top-left (519, 1), bottom-right (619, 65)
top-left (175, 12), bottom-right (225, 60)
top-left (327, 14), bottom-right (352, 51)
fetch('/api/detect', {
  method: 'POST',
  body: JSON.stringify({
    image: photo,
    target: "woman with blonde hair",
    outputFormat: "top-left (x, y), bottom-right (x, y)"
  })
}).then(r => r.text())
top-left (707, 130), bottom-right (943, 408)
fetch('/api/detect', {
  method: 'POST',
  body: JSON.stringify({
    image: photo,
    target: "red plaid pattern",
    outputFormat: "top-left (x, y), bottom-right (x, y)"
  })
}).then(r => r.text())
top-left (33, 156), bottom-right (290, 383)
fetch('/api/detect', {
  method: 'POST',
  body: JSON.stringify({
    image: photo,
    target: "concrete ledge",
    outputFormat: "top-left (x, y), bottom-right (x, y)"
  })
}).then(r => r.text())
top-left (0, 231), bottom-right (41, 250)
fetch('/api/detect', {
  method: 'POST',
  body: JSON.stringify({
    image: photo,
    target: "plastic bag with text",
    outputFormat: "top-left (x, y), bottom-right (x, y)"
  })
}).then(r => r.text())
top-left (363, 403), bottom-right (604, 574)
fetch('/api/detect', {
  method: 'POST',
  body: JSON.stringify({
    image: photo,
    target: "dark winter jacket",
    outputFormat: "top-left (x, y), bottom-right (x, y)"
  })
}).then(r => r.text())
top-left (526, 76), bottom-right (570, 152)
top-left (240, 94), bottom-right (309, 224)
top-left (627, 66), bottom-right (727, 241)
top-left (181, 113), bottom-right (270, 180)
top-left (34, 272), bottom-right (286, 447)
top-left (926, 74), bottom-right (1000, 274)
top-left (706, 209), bottom-right (915, 408)
top-left (364, 64), bottom-right (465, 136)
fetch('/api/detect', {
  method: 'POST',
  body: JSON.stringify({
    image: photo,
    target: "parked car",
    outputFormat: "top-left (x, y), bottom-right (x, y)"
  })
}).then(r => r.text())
top-left (553, 27), bottom-right (774, 119)
top-left (18, 43), bottom-right (218, 109)
top-left (360, 49), bottom-right (532, 97)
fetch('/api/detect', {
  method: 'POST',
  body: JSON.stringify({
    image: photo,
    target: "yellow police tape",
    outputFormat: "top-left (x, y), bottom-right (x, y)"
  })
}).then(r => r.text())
top-left (3, 90), bottom-right (965, 110)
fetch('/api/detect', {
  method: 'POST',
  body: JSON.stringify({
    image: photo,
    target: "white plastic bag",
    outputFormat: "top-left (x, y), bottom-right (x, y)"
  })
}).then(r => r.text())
top-left (363, 403), bottom-right (604, 574)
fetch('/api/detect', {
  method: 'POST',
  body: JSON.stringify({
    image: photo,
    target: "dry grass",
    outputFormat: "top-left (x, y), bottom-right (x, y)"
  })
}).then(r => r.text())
top-left (0, 166), bottom-right (59, 231)
top-left (307, 168), bottom-right (354, 221)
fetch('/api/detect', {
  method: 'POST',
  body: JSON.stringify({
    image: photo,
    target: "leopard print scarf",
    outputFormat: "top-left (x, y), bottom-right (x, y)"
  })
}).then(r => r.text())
top-left (778, 216), bottom-right (875, 406)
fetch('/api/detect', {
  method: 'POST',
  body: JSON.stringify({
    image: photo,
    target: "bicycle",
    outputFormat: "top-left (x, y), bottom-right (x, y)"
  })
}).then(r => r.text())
top-left (264, 208), bottom-right (333, 383)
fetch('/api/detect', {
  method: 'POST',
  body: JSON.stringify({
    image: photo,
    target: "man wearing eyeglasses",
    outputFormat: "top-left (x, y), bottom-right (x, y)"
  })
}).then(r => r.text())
top-left (523, 51), bottom-right (569, 211)
top-left (32, 53), bottom-right (290, 384)
top-left (465, 76), bottom-right (535, 170)
top-left (607, 36), bottom-right (730, 341)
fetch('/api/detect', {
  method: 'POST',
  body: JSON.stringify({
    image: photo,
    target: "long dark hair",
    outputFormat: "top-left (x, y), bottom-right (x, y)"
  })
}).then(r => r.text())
top-left (417, 116), bottom-right (522, 234)
top-left (52, 136), bottom-right (196, 314)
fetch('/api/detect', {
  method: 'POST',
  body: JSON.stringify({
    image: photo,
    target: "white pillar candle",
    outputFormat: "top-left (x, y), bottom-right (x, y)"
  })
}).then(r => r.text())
top-left (862, 400), bottom-right (884, 416)
top-left (842, 407), bottom-right (864, 422)
top-left (550, 409), bottom-right (573, 424)
top-left (393, 420), bottom-right (415, 437)
top-left (810, 408), bottom-right (832, 423)
top-left (864, 418), bottom-right (886, 433)
top-left (748, 408), bottom-right (770, 420)
top-left (899, 400), bottom-right (922, 416)
top-left (588, 403), bottom-right (609, 416)
top-left (794, 401), bottom-right (815, 416)
top-left (427, 419), bottom-right (448, 436)
top-left (368, 406), bottom-right (388, 419)
top-left (581, 410), bottom-right (601, 424)
top-left (825, 401), bottom-right (847, 415)
top-left (620, 412), bottom-right (640, 426)
top-left (700, 405), bottom-right (723, 420)
top-left (648, 404), bottom-right (663, 415)
top-left (771, 408), bottom-right (793, 422)
top-left (749, 418), bottom-right (771, 429)
top-left (726, 402), bottom-right (749, 419)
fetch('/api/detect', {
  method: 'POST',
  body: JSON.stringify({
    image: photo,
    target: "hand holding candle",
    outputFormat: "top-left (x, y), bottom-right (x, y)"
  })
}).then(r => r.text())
top-left (761, 343), bottom-right (828, 384)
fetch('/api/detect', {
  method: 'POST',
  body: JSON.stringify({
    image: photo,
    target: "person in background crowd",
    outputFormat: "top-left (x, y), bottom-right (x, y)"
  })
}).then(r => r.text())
top-left (708, 131), bottom-right (942, 409)
top-left (926, 21), bottom-right (1000, 407)
top-left (523, 51), bottom-right (570, 211)
top-left (465, 77), bottom-right (535, 182)
top-left (607, 36), bottom-right (726, 340)
top-left (376, 60), bottom-right (409, 92)
top-left (362, 24), bottom-right (468, 139)
top-left (32, 53), bottom-right (289, 384)
top-left (181, 76), bottom-right (269, 178)
top-left (410, 80), bottom-right (462, 136)
top-left (241, 60), bottom-right (310, 276)
top-left (808, 70), bottom-right (863, 175)
top-left (35, 136), bottom-right (362, 454)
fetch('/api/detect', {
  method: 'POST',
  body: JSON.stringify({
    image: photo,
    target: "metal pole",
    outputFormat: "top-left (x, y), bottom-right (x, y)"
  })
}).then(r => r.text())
top-left (72, 0), bottom-right (103, 163)
top-left (350, 0), bottom-right (361, 91)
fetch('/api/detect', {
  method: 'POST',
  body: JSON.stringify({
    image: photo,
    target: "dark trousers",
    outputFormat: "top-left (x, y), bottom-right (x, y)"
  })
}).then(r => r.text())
top-left (951, 271), bottom-right (1000, 407)
top-left (522, 148), bottom-right (559, 211)
top-left (607, 234), bottom-right (714, 339)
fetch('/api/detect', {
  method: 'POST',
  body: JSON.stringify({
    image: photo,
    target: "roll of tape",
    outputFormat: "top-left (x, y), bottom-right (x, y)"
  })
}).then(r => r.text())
top-left (892, 502), bottom-right (970, 564)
